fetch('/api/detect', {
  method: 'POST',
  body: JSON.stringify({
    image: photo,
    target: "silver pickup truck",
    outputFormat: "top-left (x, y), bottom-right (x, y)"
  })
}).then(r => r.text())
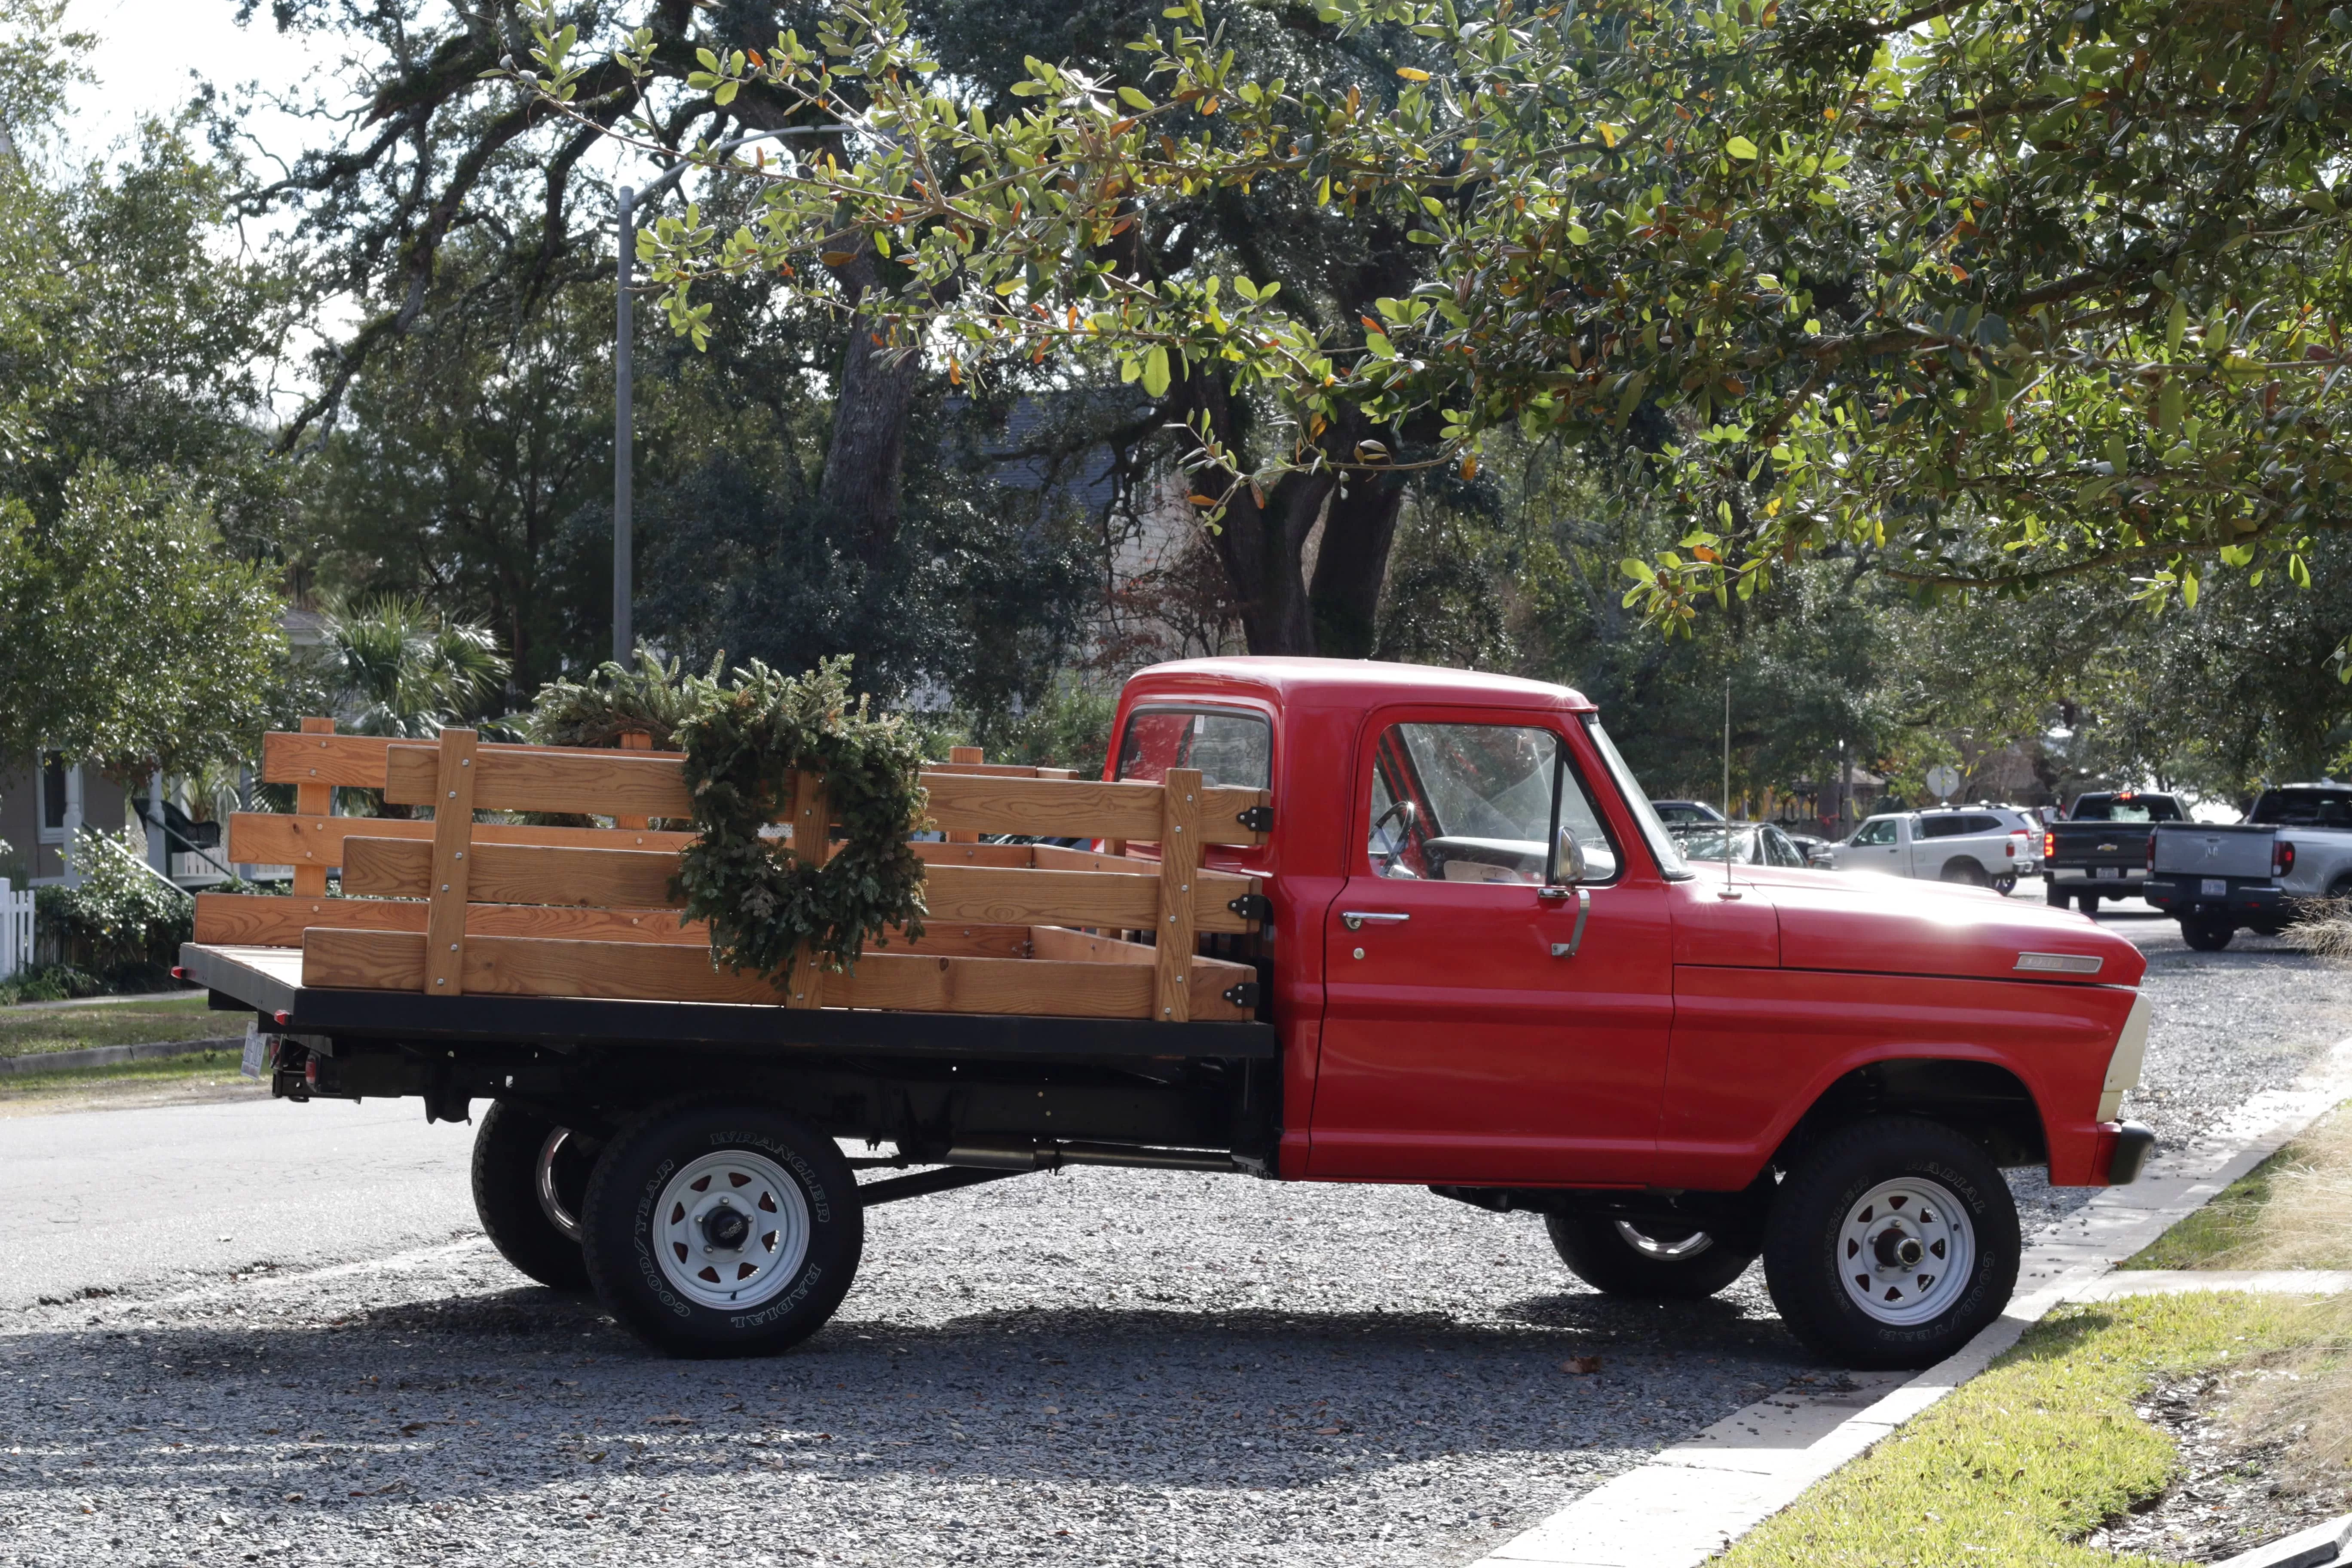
top-left (2144, 784), bottom-right (2352, 949)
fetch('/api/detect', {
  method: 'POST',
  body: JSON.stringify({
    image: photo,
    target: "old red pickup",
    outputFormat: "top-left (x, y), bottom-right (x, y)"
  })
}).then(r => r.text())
top-left (183, 657), bottom-right (2150, 1368)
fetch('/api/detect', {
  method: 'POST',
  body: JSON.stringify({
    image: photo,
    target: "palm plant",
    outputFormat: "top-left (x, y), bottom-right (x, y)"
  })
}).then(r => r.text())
top-left (309, 595), bottom-right (510, 738)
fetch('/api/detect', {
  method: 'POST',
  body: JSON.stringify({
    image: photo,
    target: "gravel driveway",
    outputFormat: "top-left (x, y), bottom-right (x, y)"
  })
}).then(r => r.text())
top-left (3, 894), bottom-right (2346, 1568)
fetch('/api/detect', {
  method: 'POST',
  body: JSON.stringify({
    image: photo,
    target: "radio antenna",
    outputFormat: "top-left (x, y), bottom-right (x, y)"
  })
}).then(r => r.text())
top-left (1720, 677), bottom-right (1740, 899)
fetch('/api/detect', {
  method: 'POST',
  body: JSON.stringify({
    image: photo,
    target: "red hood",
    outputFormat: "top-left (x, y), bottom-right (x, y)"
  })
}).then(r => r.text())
top-left (1709, 864), bottom-right (2147, 987)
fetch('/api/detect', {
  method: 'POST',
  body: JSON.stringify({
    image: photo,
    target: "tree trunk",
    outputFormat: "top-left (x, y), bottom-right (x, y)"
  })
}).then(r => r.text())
top-left (1178, 370), bottom-right (1330, 655)
top-left (816, 249), bottom-right (922, 561)
top-left (1307, 473), bottom-right (1408, 659)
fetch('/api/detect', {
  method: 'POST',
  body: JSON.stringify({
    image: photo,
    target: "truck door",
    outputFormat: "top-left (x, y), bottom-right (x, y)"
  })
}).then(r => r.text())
top-left (1307, 712), bottom-right (1675, 1185)
top-left (1845, 815), bottom-right (1904, 874)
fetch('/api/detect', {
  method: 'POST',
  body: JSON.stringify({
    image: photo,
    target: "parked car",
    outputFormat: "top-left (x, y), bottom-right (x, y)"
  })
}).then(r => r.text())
top-left (1976, 806), bottom-right (2046, 875)
top-left (1669, 820), bottom-right (1813, 869)
top-left (1828, 808), bottom-right (2033, 894)
top-left (1651, 799), bottom-right (1727, 826)
top-left (2043, 791), bottom-right (2188, 913)
top-left (182, 660), bottom-right (2153, 1370)
top-left (2144, 783), bottom-right (2352, 949)
top-left (1785, 831), bottom-right (1834, 866)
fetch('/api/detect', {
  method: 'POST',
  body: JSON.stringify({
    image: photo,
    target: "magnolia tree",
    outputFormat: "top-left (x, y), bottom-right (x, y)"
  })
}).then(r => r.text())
top-left (514, 0), bottom-right (2352, 634)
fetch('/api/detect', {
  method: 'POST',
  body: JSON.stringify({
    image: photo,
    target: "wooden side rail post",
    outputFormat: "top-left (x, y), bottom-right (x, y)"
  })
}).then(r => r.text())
top-left (1155, 768), bottom-right (1202, 1021)
top-left (946, 746), bottom-right (983, 844)
top-left (425, 730), bottom-right (479, 995)
top-left (784, 769), bottom-right (831, 1009)
top-left (614, 730), bottom-right (653, 830)
top-left (293, 717), bottom-right (336, 896)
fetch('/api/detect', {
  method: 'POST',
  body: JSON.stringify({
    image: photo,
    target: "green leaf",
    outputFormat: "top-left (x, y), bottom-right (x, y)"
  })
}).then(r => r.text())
top-left (1620, 557), bottom-right (1656, 582)
top-left (2166, 297), bottom-right (2187, 354)
top-left (1725, 135), bottom-right (1759, 160)
top-left (1118, 86), bottom-right (1154, 110)
top-left (1142, 345), bottom-right (1172, 398)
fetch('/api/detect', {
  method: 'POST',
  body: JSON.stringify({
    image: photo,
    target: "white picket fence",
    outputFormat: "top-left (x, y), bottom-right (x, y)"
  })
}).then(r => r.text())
top-left (0, 878), bottom-right (32, 983)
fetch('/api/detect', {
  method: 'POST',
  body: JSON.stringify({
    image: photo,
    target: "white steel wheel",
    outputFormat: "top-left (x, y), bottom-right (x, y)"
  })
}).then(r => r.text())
top-left (652, 1149), bottom-right (812, 1312)
top-left (1836, 1176), bottom-right (1974, 1326)
top-left (536, 1128), bottom-right (583, 1241)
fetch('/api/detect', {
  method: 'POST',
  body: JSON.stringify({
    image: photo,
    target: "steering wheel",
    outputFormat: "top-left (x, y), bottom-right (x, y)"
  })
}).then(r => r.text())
top-left (1370, 799), bottom-right (1419, 874)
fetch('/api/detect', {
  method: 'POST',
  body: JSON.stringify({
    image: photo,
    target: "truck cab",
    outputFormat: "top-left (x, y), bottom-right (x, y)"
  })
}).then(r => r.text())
top-left (1826, 808), bottom-right (2030, 891)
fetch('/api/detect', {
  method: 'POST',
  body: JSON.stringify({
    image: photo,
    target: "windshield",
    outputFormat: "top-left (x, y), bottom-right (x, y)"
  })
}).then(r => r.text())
top-left (1580, 716), bottom-right (1691, 879)
top-left (2252, 788), bottom-right (2352, 827)
top-left (2073, 794), bottom-right (2183, 823)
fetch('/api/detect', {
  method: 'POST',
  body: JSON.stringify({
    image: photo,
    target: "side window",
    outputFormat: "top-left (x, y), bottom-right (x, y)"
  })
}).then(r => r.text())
top-left (1918, 816), bottom-right (1962, 839)
top-left (1855, 818), bottom-right (1898, 847)
top-left (1114, 707), bottom-right (1271, 790)
top-left (1366, 722), bottom-right (1618, 884)
top-left (1765, 828), bottom-right (1803, 867)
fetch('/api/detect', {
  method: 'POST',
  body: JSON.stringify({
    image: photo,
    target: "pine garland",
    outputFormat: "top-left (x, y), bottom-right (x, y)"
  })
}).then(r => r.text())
top-left (673, 656), bottom-right (929, 985)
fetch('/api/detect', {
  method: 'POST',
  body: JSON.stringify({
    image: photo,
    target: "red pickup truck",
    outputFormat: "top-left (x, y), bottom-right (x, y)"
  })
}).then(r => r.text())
top-left (184, 658), bottom-right (2152, 1369)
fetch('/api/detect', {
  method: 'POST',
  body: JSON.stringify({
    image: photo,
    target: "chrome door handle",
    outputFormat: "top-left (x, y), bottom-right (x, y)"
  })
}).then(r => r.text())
top-left (1549, 887), bottom-right (1592, 959)
top-left (1341, 911), bottom-right (1409, 931)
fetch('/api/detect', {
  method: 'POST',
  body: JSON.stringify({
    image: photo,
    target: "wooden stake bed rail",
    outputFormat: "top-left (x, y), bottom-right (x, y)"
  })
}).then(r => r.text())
top-left (196, 724), bottom-right (1270, 1026)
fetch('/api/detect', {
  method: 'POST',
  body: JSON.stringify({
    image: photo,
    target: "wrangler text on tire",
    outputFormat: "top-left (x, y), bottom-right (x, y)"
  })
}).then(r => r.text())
top-left (1762, 1116), bottom-right (2019, 1369)
top-left (472, 1100), bottom-right (593, 1292)
top-left (579, 1099), bottom-right (864, 1358)
top-left (1545, 1213), bottom-right (1755, 1298)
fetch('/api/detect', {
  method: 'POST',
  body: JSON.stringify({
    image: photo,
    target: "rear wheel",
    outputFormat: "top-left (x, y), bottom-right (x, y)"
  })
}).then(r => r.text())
top-left (580, 1099), bottom-right (864, 1358)
top-left (2181, 916), bottom-right (2235, 951)
top-left (1991, 873), bottom-right (2018, 896)
top-left (1545, 1213), bottom-right (1756, 1298)
top-left (1763, 1116), bottom-right (2019, 1369)
top-left (472, 1100), bottom-right (594, 1292)
top-left (2079, 892), bottom-right (2101, 916)
top-left (2045, 883), bottom-right (2071, 909)
top-left (1939, 860), bottom-right (1989, 887)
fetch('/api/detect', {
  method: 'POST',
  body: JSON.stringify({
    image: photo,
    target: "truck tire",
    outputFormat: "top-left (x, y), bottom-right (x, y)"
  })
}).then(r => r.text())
top-left (1939, 860), bottom-right (1988, 887)
top-left (1545, 1214), bottom-right (1756, 1298)
top-left (1762, 1116), bottom-right (2019, 1369)
top-left (1991, 873), bottom-right (2018, 896)
top-left (579, 1099), bottom-right (864, 1358)
top-left (2079, 893), bottom-right (2100, 916)
top-left (2180, 916), bottom-right (2235, 952)
top-left (472, 1100), bottom-right (593, 1292)
top-left (2045, 882), bottom-right (2070, 909)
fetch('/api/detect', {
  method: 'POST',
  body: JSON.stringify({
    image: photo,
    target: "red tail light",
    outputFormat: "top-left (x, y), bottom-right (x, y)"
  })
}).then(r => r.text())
top-left (274, 1010), bottom-right (291, 1026)
top-left (2147, 832), bottom-right (2157, 870)
top-left (169, 965), bottom-right (187, 980)
top-left (2276, 840), bottom-right (2297, 878)
top-left (2043, 830), bottom-right (2055, 858)
top-left (2006, 838), bottom-right (2017, 858)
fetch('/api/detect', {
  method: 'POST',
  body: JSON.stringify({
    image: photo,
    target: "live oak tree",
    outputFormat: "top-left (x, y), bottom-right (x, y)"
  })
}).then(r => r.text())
top-left (520, 0), bottom-right (2352, 635)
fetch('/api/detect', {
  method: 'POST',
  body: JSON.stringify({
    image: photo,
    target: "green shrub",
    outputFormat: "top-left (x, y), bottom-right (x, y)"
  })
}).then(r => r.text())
top-left (34, 825), bottom-right (193, 982)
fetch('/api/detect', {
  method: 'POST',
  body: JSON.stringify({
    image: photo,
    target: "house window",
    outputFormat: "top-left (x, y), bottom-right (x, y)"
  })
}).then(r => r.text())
top-left (38, 753), bottom-right (77, 843)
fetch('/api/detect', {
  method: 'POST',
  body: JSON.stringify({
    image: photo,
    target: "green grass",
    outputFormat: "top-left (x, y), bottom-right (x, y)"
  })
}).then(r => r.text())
top-left (2119, 1147), bottom-right (2294, 1270)
top-left (0, 1047), bottom-right (262, 1106)
top-left (0, 991), bottom-right (230, 1059)
top-left (1717, 1293), bottom-right (2306, 1568)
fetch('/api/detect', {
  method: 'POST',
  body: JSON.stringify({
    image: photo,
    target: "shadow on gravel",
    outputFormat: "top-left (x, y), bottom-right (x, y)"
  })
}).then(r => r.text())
top-left (1, 1279), bottom-right (1813, 1504)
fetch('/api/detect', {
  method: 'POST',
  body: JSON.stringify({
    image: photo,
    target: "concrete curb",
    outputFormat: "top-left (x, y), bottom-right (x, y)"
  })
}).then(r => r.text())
top-left (0, 1036), bottom-right (244, 1078)
top-left (1467, 1035), bottom-right (2352, 1568)
top-left (2074, 1269), bottom-right (2352, 1299)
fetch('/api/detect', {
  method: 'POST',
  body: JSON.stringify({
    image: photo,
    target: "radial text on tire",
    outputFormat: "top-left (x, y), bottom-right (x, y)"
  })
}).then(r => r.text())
top-left (1546, 1213), bottom-right (1756, 1298)
top-left (1762, 1115), bottom-right (2020, 1369)
top-left (472, 1099), bottom-right (594, 1292)
top-left (579, 1099), bottom-right (864, 1358)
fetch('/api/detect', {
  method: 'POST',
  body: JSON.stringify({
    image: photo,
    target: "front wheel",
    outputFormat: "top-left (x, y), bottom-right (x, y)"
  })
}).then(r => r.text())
top-left (2181, 916), bottom-right (2235, 952)
top-left (580, 1099), bottom-right (864, 1358)
top-left (1546, 1214), bottom-right (1757, 1298)
top-left (1762, 1116), bottom-right (2019, 1369)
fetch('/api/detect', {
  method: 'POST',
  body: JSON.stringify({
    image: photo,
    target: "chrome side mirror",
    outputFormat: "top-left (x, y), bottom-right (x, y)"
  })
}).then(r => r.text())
top-left (1556, 825), bottom-right (1589, 885)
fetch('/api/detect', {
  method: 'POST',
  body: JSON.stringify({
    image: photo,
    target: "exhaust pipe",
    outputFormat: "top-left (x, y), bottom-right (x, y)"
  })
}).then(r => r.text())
top-left (942, 1139), bottom-right (1239, 1174)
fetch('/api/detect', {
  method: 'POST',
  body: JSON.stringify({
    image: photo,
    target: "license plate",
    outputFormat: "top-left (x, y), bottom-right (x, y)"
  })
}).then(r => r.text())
top-left (2097, 867), bottom-right (2124, 879)
top-left (240, 1022), bottom-right (268, 1080)
top-left (2201, 878), bottom-right (2228, 897)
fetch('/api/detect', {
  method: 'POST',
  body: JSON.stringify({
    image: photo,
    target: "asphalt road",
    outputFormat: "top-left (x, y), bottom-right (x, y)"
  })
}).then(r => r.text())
top-left (0, 1098), bottom-right (473, 1311)
top-left (0, 890), bottom-right (2346, 1567)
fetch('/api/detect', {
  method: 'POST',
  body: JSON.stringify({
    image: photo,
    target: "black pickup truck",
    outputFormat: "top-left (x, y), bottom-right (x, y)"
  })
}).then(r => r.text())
top-left (2044, 791), bottom-right (2187, 913)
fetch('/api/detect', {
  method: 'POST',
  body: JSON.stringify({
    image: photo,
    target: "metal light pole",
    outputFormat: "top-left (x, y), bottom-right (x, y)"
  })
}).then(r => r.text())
top-left (611, 128), bottom-right (815, 662)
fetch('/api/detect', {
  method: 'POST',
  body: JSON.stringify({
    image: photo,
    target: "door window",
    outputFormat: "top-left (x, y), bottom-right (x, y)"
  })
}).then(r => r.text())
top-left (1854, 818), bottom-right (1899, 847)
top-left (1366, 722), bottom-right (1617, 884)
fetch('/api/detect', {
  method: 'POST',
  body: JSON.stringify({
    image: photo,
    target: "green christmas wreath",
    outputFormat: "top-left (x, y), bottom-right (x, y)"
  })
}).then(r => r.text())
top-left (672, 656), bottom-right (930, 985)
